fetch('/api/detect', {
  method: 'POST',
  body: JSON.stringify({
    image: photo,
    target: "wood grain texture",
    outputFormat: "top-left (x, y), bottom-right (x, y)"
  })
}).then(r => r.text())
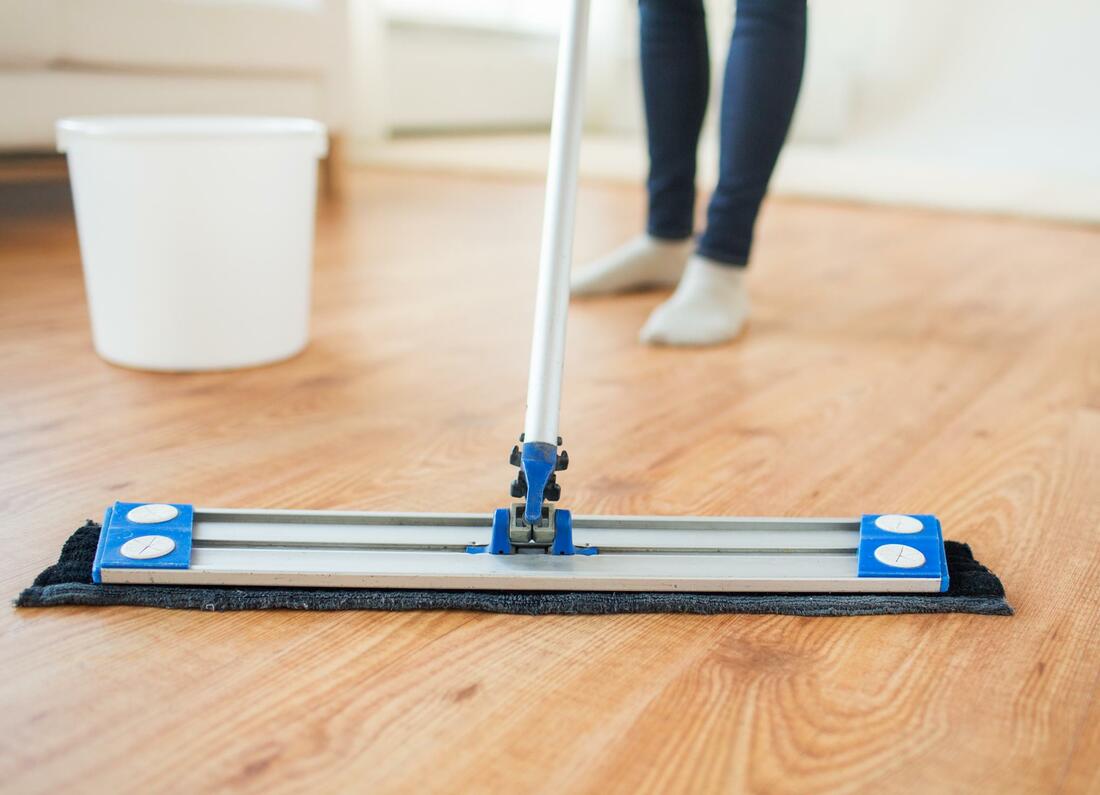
top-left (1, 171), bottom-right (1098, 794)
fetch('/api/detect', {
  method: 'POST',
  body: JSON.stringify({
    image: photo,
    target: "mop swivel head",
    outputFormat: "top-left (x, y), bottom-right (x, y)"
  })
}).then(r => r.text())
top-left (491, 434), bottom-right (591, 556)
top-left (508, 434), bottom-right (569, 526)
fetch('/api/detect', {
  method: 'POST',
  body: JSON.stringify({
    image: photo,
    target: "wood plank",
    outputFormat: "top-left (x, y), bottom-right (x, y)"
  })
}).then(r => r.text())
top-left (1, 169), bottom-right (1098, 793)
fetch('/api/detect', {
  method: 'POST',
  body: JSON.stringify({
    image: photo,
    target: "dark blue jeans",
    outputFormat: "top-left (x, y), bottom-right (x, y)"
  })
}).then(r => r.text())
top-left (640, 0), bottom-right (806, 266)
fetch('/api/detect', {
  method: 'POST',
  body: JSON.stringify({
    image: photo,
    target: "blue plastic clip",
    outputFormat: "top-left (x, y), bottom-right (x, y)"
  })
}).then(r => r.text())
top-left (549, 510), bottom-right (597, 556)
top-left (92, 501), bottom-right (194, 583)
top-left (856, 513), bottom-right (949, 592)
top-left (466, 508), bottom-right (514, 555)
top-left (466, 507), bottom-right (597, 556)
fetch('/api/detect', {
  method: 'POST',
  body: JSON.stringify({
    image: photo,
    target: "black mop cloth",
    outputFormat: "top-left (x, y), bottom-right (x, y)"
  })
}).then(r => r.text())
top-left (16, 521), bottom-right (1012, 616)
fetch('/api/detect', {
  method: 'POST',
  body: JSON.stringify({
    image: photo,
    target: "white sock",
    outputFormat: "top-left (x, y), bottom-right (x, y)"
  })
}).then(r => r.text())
top-left (639, 255), bottom-right (750, 346)
top-left (571, 235), bottom-right (693, 296)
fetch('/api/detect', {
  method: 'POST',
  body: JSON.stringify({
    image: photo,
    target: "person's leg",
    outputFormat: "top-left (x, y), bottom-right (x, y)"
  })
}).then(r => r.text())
top-left (700, 0), bottom-right (806, 267)
top-left (572, 0), bottom-right (709, 296)
top-left (642, 0), bottom-right (711, 242)
top-left (642, 0), bottom-right (806, 345)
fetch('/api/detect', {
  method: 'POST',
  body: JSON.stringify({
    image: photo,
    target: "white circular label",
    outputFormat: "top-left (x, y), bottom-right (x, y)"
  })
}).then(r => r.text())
top-left (126, 503), bottom-right (179, 524)
top-left (873, 543), bottom-right (926, 569)
top-left (120, 535), bottom-right (176, 560)
top-left (874, 514), bottom-right (924, 534)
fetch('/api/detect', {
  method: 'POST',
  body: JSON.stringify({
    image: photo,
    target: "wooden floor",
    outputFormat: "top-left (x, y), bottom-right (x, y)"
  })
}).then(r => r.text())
top-left (2, 170), bottom-right (1098, 794)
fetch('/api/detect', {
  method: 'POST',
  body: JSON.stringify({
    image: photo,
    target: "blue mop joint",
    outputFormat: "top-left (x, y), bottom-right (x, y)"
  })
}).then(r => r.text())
top-left (518, 441), bottom-right (558, 526)
top-left (466, 436), bottom-right (597, 556)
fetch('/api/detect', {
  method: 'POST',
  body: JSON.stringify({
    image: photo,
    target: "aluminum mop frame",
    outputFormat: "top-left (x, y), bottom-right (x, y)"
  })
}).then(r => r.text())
top-left (92, 0), bottom-right (949, 594)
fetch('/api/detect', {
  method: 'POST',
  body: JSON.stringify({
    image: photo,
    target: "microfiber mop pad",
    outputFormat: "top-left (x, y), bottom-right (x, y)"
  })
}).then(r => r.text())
top-left (15, 521), bottom-right (1012, 616)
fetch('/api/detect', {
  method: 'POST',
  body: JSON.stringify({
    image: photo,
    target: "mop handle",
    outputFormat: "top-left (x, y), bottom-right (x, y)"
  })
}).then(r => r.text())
top-left (522, 0), bottom-right (591, 447)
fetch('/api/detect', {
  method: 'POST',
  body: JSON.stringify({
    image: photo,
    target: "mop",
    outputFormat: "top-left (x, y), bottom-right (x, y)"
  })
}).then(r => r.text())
top-left (18, 0), bottom-right (1010, 615)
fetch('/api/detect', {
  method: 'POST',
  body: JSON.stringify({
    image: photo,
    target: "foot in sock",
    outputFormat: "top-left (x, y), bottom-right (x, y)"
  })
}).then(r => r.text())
top-left (640, 256), bottom-right (750, 346)
top-left (571, 235), bottom-right (692, 296)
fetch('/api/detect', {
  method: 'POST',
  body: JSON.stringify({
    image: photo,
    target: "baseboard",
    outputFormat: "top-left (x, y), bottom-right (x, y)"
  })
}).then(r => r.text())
top-left (0, 152), bottom-right (69, 185)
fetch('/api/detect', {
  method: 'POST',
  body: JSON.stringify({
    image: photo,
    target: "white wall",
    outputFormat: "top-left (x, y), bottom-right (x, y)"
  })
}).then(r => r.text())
top-left (348, 0), bottom-right (561, 138)
top-left (770, 0), bottom-right (1100, 221)
top-left (350, 0), bottom-right (1100, 221)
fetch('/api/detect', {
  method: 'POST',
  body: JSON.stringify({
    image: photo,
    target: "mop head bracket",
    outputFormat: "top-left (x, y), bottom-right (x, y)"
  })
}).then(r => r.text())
top-left (465, 504), bottom-right (598, 556)
top-left (490, 433), bottom-right (590, 555)
top-left (90, 502), bottom-right (950, 590)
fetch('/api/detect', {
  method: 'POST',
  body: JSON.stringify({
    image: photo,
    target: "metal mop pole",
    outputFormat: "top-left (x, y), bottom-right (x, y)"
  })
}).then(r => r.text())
top-left (524, 0), bottom-right (590, 446)
top-left (512, 0), bottom-right (591, 526)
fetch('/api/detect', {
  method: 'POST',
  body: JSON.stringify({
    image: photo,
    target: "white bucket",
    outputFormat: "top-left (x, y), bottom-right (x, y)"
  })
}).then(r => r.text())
top-left (57, 116), bottom-right (328, 371)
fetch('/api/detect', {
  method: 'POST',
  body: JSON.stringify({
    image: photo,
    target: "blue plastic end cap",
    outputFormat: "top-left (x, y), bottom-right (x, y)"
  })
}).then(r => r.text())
top-left (93, 501), bottom-right (194, 579)
top-left (856, 514), bottom-right (947, 590)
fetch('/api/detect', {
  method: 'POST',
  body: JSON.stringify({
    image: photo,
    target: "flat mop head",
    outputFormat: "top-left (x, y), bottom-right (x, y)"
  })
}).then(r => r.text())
top-left (90, 501), bottom-right (950, 594)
